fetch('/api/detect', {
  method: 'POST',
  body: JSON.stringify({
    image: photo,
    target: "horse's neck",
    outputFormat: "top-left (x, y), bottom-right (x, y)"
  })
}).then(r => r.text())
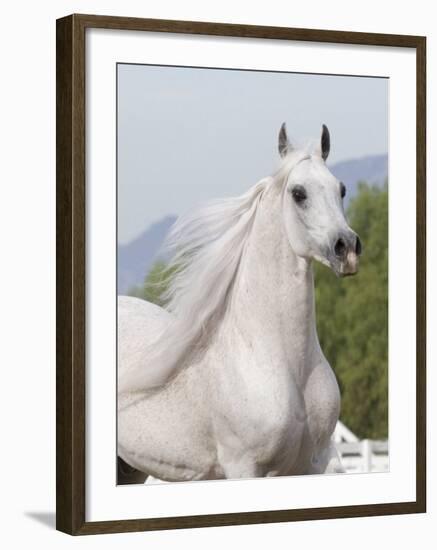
top-left (229, 183), bottom-right (319, 381)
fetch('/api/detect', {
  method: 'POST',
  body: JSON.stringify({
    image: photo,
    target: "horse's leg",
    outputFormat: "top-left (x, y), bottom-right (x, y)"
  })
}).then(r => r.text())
top-left (323, 442), bottom-right (345, 473)
top-left (117, 456), bottom-right (148, 485)
top-left (222, 461), bottom-right (261, 479)
top-left (217, 445), bottom-right (262, 479)
top-left (310, 442), bottom-right (345, 474)
top-left (145, 475), bottom-right (166, 484)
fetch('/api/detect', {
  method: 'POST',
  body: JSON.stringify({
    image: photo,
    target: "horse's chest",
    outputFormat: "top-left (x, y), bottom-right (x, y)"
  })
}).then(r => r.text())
top-left (303, 361), bottom-right (341, 448)
top-left (213, 369), bottom-right (306, 472)
top-left (213, 357), bottom-right (340, 475)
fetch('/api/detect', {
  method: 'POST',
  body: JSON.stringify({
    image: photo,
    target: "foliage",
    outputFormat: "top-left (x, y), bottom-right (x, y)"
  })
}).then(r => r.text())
top-left (128, 260), bottom-right (177, 307)
top-left (314, 182), bottom-right (388, 439)
top-left (131, 182), bottom-right (388, 439)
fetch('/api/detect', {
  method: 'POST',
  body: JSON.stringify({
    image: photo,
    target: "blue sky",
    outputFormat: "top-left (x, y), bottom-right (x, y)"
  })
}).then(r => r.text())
top-left (118, 64), bottom-right (388, 244)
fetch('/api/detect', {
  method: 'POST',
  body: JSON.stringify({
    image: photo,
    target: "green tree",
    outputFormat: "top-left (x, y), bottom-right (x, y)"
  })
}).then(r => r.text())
top-left (128, 260), bottom-right (176, 306)
top-left (314, 182), bottom-right (388, 439)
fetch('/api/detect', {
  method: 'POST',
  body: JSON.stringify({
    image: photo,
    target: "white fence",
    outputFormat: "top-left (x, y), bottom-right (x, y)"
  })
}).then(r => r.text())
top-left (333, 421), bottom-right (389, 473)
top-left (337, 440), bottom-right (389, 473)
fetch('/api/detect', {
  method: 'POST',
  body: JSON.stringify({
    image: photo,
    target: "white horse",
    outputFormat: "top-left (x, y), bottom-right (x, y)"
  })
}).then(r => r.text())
top-left (117, 124), bottom-right (362, 483)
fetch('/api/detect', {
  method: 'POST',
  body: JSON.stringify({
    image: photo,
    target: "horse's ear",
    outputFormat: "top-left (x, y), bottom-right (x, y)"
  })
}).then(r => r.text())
top-left (321, 124), bottom-right (330, 161)
top-left (278, 122), bottom-right (291, 158)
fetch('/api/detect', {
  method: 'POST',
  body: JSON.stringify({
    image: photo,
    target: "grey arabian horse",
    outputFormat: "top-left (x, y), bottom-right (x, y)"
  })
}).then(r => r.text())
top-left (117, 124), bottom-right (361, 483)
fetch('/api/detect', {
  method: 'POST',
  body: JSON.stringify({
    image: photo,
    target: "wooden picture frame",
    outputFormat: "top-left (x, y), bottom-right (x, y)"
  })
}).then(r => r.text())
top-left (56, 13), bottom-right (426, 535)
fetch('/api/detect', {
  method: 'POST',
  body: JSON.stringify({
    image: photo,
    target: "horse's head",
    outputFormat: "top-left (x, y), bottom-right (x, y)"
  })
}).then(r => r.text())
top-left (279, 123), bottom-right (362, 277)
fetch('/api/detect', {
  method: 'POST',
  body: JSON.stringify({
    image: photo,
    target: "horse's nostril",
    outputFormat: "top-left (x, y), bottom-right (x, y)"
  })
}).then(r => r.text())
top-left (334, 238), bottom-right (346, 258)
top-left (355, 236), bottom-right (362, 256)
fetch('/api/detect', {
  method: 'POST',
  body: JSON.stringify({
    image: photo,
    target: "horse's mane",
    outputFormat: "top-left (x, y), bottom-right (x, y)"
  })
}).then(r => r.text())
top-left (119, 150), bottom-right (312, 394)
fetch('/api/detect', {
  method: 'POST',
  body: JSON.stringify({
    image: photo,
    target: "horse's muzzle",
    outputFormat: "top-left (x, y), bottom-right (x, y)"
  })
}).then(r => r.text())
top-left (332, 233), bottom-right (361, 277)
top-left (337, 251), bottom-right (360, 277)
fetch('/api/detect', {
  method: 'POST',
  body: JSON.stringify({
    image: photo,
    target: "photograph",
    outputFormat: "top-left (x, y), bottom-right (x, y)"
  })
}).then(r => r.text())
top-left (116, 63), bottom-right (389, 484)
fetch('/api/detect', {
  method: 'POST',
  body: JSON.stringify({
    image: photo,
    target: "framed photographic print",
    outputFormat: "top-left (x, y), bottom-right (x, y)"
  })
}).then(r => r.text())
top-left (56, 14), bottom-right (426, 535)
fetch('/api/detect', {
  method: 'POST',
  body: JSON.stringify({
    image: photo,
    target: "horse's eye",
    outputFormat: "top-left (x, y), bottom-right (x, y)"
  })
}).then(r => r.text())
top-left (291, 186), bottom-right (307, 204)
top-left (340, 182), bottom-right (346, 199)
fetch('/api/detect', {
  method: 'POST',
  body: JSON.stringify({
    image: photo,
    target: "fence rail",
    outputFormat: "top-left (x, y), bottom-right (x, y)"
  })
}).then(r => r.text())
top-left (336, 439), bottom-right (389, 473)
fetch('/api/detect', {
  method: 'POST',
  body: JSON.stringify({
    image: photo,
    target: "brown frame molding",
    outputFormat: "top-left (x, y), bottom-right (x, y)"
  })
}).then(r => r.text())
top-left (56, 13), bottom-right (426, 536)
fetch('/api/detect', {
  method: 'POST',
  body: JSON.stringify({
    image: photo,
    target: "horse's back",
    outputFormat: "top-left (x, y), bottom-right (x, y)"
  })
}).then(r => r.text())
top-left (118, 295), bottom-right (169, 325)
top-left (118, 296), bottom-right (171, 379)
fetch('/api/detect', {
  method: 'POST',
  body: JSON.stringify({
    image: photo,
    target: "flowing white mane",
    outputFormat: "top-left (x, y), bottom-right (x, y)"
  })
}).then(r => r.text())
top-left (119, 176), bottom-right (278, 393)
top-left (163, 179), bottom-right (270, 317)
top-left (119, 149), bottom-right (315, 394)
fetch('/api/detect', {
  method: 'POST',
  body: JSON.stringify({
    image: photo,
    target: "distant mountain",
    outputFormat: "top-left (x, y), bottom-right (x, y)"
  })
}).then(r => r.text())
top-left (118, 215), bottom-right (176, 294)
top-left (118, 154), bottom-right (388, 294)
top-left (329, 154), bottom-right (388, 207)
